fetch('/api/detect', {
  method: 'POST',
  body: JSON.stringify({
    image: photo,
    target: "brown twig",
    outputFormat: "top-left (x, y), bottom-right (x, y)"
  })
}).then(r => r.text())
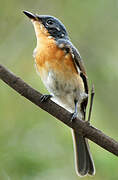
top-left (0, 64), bottom-right (118, 156)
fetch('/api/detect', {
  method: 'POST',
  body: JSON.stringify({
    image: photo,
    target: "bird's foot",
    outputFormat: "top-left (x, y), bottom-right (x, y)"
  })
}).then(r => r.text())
top-left (40, 94), bottom-right (52, 102)
top-left (70, 112), bottom-right (78, 122)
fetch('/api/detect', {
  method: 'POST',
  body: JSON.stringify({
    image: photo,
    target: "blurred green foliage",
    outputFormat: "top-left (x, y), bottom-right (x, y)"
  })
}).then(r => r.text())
top-left (0, 0), bottom-right (118, 179)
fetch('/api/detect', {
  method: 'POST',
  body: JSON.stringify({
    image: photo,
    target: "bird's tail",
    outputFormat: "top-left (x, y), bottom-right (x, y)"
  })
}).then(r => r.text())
top-left (72, 130), bottom-right (95, 176)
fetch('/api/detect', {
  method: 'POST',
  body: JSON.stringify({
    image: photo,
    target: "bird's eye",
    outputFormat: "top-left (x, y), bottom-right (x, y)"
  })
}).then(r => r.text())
top-left (47, 19), bottom-right (54, 25)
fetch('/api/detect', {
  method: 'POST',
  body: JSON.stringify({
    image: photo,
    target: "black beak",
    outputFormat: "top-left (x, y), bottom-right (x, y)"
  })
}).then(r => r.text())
top-left (23, 11), bottom-right (37, 20)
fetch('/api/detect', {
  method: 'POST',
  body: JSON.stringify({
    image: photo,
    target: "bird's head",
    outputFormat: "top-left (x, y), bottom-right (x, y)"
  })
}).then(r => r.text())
top-left (23, 11), bottom-right (68, 41)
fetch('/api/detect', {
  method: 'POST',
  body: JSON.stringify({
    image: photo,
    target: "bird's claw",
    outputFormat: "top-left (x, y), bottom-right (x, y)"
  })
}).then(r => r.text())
top-left (40, 94), bottom-right (52, 102)
top-left (70, 112), bottom-right (78, 122)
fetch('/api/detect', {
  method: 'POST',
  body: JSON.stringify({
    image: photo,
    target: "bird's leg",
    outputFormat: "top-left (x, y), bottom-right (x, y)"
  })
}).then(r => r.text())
top-left (71, 99), bottom-right (78, 121)
top-left (87, 84), bottom-right (95, 122)
top-left (40, 94), bottom-right (52, 102)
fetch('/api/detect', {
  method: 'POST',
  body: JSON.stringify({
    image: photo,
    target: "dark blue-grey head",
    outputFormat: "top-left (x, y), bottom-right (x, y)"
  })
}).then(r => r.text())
top-left (23, 11), bottom-right (68, 40)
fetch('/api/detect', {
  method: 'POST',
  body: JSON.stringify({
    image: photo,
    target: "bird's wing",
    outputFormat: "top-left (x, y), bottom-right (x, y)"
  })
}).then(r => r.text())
top-left (56, 39), bottom-right (89, 118)
top-left (56, 39), bottom-right (88, 94)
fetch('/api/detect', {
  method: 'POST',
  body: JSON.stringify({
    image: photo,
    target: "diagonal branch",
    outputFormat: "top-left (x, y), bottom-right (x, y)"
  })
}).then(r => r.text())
top-left (0, 64), bottom-right (118, 156)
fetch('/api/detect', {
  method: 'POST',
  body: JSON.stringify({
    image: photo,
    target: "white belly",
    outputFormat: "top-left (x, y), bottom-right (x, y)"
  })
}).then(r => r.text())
top-left (41, 69), bottom-right (87, 119)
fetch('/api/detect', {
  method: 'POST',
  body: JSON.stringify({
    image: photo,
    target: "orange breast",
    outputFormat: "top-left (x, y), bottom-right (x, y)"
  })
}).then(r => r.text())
top-left (34, 35), bottom-right (78, 81)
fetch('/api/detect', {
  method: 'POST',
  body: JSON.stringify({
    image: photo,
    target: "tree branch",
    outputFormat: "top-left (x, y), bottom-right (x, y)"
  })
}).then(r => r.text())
top-left (0, 64), bottom-right (118, 156)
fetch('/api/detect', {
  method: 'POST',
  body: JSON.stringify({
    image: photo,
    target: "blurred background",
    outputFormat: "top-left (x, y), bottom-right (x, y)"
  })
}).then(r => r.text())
top-left (0, 0), bottom-right (118, 179)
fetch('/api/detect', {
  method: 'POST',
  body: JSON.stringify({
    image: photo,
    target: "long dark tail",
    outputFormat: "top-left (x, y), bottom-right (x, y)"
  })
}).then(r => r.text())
top-left (72, 130), bottom-right (95, 176)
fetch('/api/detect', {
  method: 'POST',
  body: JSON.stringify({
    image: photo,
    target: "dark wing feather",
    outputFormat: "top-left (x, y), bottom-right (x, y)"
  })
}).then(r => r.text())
top-left (56, 39), bottom-right (89, 119)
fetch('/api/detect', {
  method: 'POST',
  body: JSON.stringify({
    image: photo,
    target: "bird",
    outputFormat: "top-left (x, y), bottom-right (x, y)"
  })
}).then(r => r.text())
top-left (23, 10), bottom-right (95, 176)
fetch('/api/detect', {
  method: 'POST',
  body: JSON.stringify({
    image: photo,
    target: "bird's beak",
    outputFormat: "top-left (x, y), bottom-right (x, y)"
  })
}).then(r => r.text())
top-left (23, 11), bottom-right (38, 21)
